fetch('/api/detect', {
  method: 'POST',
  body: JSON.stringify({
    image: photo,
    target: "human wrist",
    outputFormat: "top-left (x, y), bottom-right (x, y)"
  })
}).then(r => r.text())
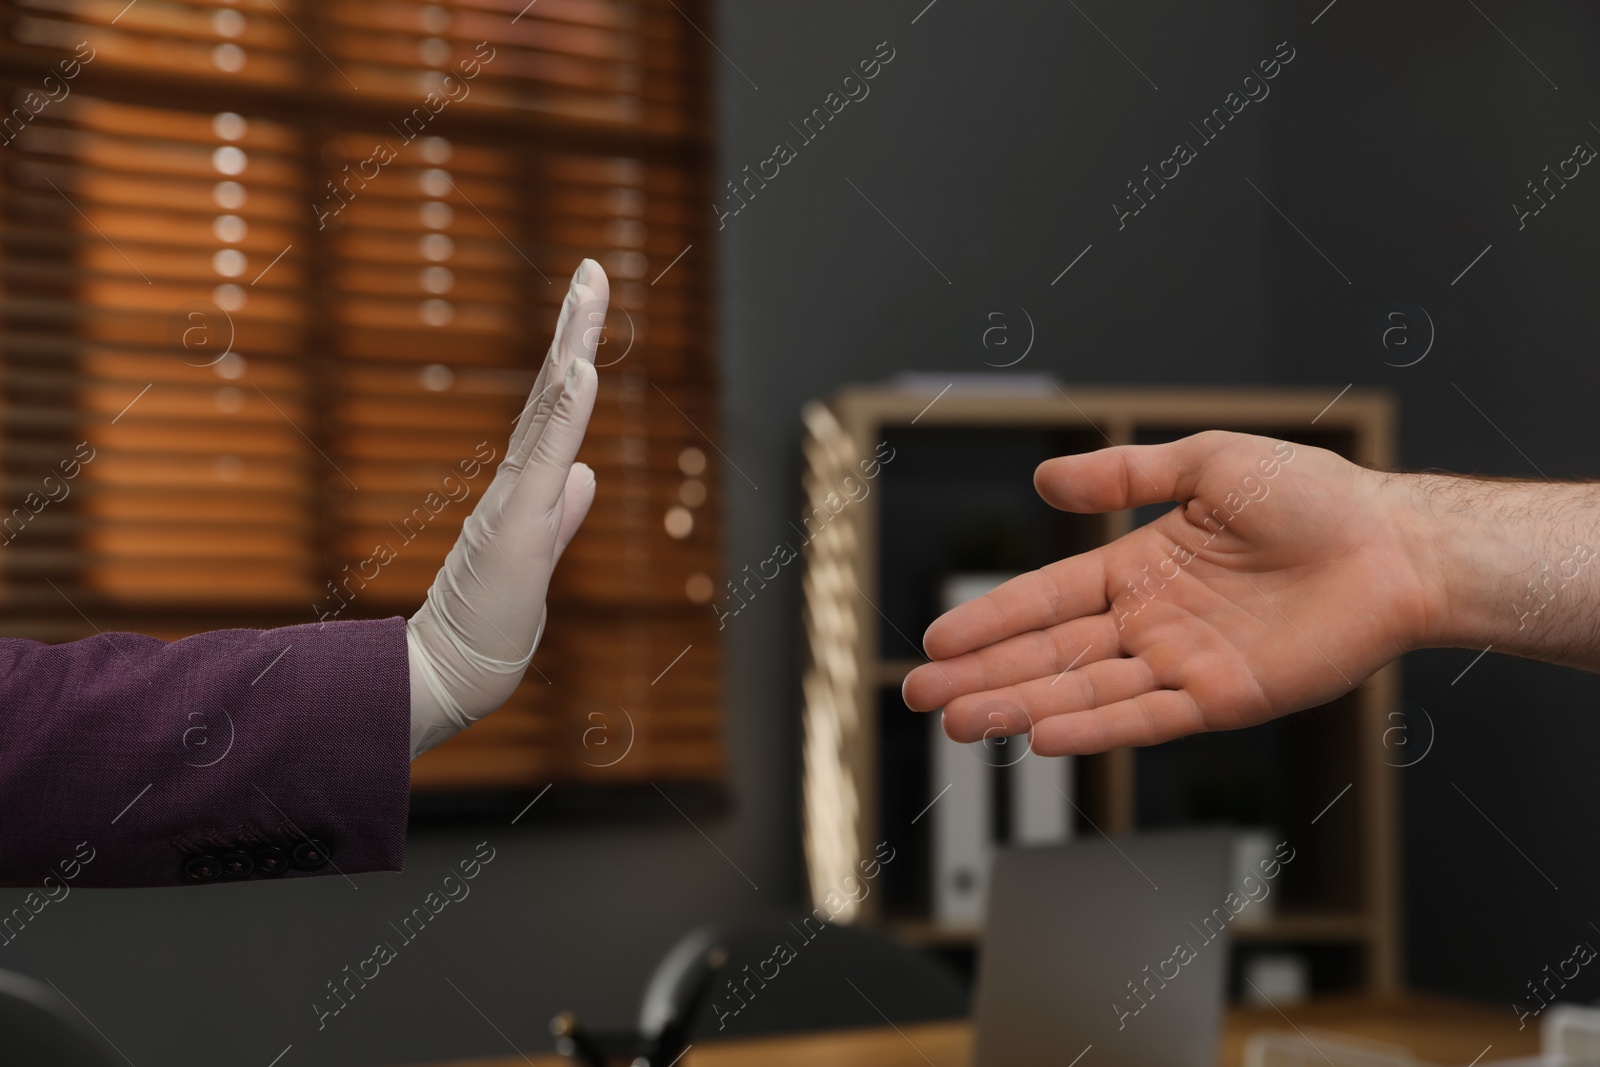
top-left (1345, 468), bottom-right (1445, 654)
top-left (1385, 470), bottom-right (1600, 663)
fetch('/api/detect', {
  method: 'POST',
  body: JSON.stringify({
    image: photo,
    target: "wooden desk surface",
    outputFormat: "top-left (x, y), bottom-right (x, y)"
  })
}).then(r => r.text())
top-left (420, 993), bottom-right (1537, 1067)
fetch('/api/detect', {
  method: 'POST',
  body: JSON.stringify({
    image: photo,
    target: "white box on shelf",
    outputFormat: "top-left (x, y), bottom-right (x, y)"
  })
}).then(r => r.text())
top-left (1242, 953), bottom-right (1309, 1006)
top-left (1231, 829), bottom-right (1279, 928)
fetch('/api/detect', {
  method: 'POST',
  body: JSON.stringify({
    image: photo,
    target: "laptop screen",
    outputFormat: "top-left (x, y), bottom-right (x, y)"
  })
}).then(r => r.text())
top-left (973, 828), bottom-right (1236, 1067)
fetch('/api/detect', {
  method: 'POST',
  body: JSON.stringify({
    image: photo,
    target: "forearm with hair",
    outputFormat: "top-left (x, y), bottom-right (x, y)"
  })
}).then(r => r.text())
top-left (1390, 471), bottom-right (1600, 669)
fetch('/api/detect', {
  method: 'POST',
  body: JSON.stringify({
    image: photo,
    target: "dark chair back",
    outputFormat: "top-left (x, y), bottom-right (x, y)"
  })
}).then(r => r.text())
top-left (639, 913), bottom-right (968, 1043)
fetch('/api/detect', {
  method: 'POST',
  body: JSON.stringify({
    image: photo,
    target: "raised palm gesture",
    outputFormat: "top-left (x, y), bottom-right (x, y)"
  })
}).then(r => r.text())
top-left (902, 431), bottom-right (1440, 755)
top-left (407, 259), bottom-right (607, 757)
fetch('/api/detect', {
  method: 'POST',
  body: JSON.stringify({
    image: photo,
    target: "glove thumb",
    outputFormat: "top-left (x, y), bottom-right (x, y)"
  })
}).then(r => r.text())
top-left (554, 462), bottom-right (596, 562)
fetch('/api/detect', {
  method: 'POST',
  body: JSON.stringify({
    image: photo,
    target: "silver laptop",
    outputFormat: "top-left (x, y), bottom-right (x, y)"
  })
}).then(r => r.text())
top-left (972, 828), bottom-right (1235, 1067)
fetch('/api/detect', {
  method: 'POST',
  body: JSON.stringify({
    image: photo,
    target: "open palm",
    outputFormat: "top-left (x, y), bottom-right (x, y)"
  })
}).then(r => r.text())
top-left (902, 431), bottom-right (1433, 756)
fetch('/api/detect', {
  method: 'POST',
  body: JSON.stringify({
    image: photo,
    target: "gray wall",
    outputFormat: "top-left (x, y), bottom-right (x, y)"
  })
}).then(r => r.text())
top-left (6, 2), bottom-right (1600, 1064)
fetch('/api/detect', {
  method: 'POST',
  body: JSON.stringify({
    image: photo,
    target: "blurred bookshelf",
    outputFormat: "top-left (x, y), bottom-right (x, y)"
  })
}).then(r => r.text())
top-left (798, 380), bottom-right (1401, 997)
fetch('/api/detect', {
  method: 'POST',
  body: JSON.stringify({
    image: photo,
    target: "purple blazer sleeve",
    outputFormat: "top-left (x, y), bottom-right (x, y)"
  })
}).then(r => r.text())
top-left (0, 616), bottom-right (410, 889)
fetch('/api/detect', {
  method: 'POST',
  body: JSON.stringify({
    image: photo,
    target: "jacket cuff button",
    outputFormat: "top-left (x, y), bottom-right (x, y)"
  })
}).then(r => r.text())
top-left (183, 854), bottom-right (222, 882)
top-left (220, 850), bottom-right (255, 878)
top-left (291, 840), bottom-right (331, 870)
top-left (253, 846), bottom-right (290, 876)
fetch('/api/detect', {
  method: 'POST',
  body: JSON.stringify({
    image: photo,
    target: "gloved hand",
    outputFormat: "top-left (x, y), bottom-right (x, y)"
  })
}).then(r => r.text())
top-left (407, 259), bottom-right (608, 758)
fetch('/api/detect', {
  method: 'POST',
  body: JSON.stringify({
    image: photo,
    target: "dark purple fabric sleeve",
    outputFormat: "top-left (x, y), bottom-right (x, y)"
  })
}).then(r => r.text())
top-left (0, 616), bottom-right (409, 889)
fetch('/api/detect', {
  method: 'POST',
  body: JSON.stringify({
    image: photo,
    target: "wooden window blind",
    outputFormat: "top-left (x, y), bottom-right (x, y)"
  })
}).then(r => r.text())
top-left (0, 0), bottom-right (722, 790)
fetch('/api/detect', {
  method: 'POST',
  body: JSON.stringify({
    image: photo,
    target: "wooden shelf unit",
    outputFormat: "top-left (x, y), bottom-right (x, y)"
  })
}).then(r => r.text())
top-left (798, 383), bottom-right (1401, 995)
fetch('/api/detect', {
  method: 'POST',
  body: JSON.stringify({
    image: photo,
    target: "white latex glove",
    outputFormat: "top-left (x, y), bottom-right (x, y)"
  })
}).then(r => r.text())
top-left (407, 259), bottom-right (608, 758)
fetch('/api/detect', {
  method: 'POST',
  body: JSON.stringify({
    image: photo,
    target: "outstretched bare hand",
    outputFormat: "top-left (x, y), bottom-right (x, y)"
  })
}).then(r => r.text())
top-left (902, 431), bottom-right (1436, 756)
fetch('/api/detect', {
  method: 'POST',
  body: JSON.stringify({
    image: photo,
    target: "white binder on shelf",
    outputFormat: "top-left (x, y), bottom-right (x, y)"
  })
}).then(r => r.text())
top-left (1012, 750), bottom-right (1072, 846)
top-left (930, 727), bottom-right (992, 928)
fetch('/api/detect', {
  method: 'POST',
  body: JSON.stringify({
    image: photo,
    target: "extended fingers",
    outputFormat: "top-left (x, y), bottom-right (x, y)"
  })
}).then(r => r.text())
top-left (939, 656), bottom-right (1159, 743)
top-left (508, 357), bottom-right (599, 516)
top-left (921, 433), bottom-right (1254, 663)
top-left (903, 613), bottom-right (1121, 712)
top-left (508, 282), bottom-right (606, 472)
top-left (506, 260), bottom-right (610, 468)
top-left (922, 551), bottom-right (1109, 661)
top-left (1027, 689), bottom-right (1208, 756)
top-left (509, 266), bottom-right (588, 458)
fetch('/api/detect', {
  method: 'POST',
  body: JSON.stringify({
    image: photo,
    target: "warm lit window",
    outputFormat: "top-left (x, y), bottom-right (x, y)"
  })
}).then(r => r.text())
top-left (0, 0), bottom-right (722, 790)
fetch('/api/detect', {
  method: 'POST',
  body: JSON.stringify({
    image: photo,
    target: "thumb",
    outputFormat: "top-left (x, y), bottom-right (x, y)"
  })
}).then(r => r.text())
top-left (553, 462), bottom-right (596, 562)
top-left (1033, 430), bottom-right (1227, 513)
